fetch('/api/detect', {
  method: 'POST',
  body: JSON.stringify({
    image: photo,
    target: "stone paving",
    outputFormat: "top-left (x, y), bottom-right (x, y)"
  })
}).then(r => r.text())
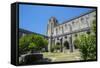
top-left (42, 50), bottom-right (82, 62)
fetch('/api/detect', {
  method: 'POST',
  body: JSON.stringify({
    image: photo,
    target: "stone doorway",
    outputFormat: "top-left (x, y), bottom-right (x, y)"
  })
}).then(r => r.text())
top-left (64, 41), bottom-right (69, 49)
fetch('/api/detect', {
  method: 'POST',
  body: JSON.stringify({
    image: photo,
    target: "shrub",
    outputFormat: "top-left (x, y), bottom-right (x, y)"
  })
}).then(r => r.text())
top-left (74, 34), bottom-right (96, 60)
top-left (74, 19), bottom-right (96, 60)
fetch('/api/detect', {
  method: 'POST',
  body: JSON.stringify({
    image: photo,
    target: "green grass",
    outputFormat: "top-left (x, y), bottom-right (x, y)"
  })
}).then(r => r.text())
top-left (42, 50), bottom-right (82, 62)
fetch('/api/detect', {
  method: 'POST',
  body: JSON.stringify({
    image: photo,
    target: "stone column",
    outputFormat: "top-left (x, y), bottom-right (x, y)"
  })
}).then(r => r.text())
top-left (69, 35), bottom-right (74, 52)
top-left (60, 38), bottom-right (63, 52)
top-left (69, 24), bottom-right (74, 52)
top-left (48, 36), bottom-right (52, 52)
top-left (62, 36), bottom-right (66, 53)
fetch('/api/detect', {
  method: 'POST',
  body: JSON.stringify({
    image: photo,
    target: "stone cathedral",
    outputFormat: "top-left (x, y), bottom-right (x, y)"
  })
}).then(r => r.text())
top-left (47, 10), bottom-right (96, 52)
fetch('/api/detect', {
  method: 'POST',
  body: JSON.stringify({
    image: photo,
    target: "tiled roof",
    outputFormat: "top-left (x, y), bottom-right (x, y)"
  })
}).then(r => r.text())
top-left (19, 28), bottom-right (48, 38)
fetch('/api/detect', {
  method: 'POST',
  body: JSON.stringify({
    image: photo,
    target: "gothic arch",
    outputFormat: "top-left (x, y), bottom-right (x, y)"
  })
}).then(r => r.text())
top-left (64, 40), bottom-right (69, 49)
top-left (73, 40), bottom-right (78, 49)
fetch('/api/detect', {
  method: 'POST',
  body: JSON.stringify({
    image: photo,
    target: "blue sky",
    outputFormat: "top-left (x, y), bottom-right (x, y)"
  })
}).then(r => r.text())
top-left (19, 4), bottom-right (94, 35)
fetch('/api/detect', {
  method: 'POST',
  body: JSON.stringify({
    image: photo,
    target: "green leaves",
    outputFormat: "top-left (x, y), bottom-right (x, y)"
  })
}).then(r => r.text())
top-left (28, 43), bottom-right (37, 49)
top-left (73, 19), bottom-right (96, 60)
top-left (92, 20), bottom-right (96, 34)
top-left (19, 34), bottom-right (48, 55)
top-left (19, 35), bottom-right (32, 54)
top-left (74, 34), bottom-right (96, 60)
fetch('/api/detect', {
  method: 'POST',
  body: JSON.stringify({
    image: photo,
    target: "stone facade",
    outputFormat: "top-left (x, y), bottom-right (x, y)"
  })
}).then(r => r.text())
top-left (47, 10), bottom-right (96, 52)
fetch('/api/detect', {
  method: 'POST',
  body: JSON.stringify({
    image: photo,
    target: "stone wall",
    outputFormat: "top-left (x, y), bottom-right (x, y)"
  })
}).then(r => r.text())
top-left (47, 10), bottom-right (96, 52)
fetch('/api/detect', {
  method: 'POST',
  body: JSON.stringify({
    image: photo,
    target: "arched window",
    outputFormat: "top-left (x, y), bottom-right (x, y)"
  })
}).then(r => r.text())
top-left (65, 36), bottom-right (67, 39)
top-left (81, 17), bottom-right (84, 22)
top-left (57, 37), bottom-right (59, 40)
top-left (87, 31), bottom-right (91, 34)
top-left (62, 26), bottom-right (64, 34)
top-left (64, 41), bottom-right (69, 49)
top-left (65, 24), bottom-right (67, 29)
top-left (56, 28), bottom-right (58, 35)
top-left (72, 21), bottom-right (75, 25)
top-left (74, 34), bottom-right (77, 37)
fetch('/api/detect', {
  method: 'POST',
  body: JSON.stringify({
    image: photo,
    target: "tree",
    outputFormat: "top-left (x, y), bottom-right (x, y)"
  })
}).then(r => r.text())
top-left (28, 42), bottom-right (37, 52)
top-left (74, 19), bottom-right (96, 60)
top-left (77, 34), bottom-right (96, 60)
top-left (92, 20), bottom-right (96, 34)
top-left (19, 35), bottom-right (32, 55)
top-left (19, 34), bottom-right (48, 55)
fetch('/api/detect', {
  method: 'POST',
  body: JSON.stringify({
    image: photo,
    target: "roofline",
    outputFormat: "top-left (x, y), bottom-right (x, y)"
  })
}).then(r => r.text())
top-left (19, 28), bottom-right (48, 38)
top-left (56, 9), bottom-right (96, 27)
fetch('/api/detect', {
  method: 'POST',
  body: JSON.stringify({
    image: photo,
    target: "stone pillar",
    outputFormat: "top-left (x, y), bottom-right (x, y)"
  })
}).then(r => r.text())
top-left (60, 38), bottom-right (63, 52)
top-left (48, 36), bottom-right (52, 52)
top-left (62, 37), bottom-right (65, 53)
top-left (69, 35), bottom-right (74, 52)
top-left (69, 24), bottom-right (74, 52)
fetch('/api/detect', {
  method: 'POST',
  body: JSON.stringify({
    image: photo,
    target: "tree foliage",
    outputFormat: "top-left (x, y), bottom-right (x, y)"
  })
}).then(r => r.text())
top-left (76, 34), bottom-right (96, 60)
top-left (19, 34), bottom-right (48, 55)
top-left (74, 20), bottom-right (96, 60)
top-left (92, 20), bottom-right (96, 34)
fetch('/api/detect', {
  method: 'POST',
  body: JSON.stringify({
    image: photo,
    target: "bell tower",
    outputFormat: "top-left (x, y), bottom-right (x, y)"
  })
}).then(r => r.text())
top-left (47, 17), bottom-right (58, 52)
top-left (47, 17), bottom-right (58, 36)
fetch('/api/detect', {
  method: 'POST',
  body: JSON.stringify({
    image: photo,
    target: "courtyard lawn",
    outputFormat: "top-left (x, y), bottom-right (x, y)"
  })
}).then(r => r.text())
top-left (42, 50), bottom-right (82, 62)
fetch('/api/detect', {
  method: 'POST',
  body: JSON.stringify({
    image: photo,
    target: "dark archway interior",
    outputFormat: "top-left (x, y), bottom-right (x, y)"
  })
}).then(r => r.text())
top-left (56, 42), bottom-right (60, 45)
top-left (64, 41), bottom-right (69, 49)
top-left (74, 44), bottom-right (78, 49)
